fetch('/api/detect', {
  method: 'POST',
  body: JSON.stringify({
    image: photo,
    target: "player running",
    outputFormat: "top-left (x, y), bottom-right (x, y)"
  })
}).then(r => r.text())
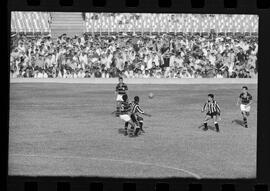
top-left (201, 94), bottom-right (221, 132)
top-left (236, 86), bottom-right (252, 128)
top-left (119, 94), bottom-right (135, 136)
top-left (115, 77), bottom-right (128, 117)
top-left (130, 96), bottom-right (152, 136)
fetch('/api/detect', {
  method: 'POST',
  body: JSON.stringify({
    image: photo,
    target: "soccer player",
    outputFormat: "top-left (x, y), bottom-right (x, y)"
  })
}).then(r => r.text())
top-left (201, 94), bottom-right (221, 132)
top-left (115, 77), bottom-right (128, 117)
top-left (237, 86), bottom-right (252, 128)
top-left (130, 96), bottom-right (152, 136)
top-left (119, 94), bottom-right (135, 136)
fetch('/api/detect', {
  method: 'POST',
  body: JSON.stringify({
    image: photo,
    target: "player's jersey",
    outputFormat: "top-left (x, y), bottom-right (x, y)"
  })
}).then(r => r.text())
top-left (116, 83), bottom-right (128, 95)
top-left (120, 101), bottom-right (131, 115)
top-left (239, 92), bottom-right (252, 105)
top-left (130, 101), bottom-right (144, 115)
top-left (203, 100), bottom-right (221, 114)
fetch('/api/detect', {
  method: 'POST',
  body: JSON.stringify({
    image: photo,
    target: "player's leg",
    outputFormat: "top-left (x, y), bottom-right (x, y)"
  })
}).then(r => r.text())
top-left (132, 115), bottom-right (142, 136)
top-left (120, 114), bottom-right (131, 136)
top-left (124, 122), bottom-right (129, 131)
top-left (116, 101), bottom-right (120, 117)
top-left (241, 110), bottom-right (248, 128)
top-left (245, 105), bottom-right (251, 127)
top-left (240, 104), bottom-right (248, 127)
top-left (128, 120), bottom-right (138, 136)
top-left (127, 120), bottom-right (135, 129)
top-left (213, 115), bottom-right (220, 132)
top-left (115, 95), bottom-right (123, 117)
top-left (242, 112), bottom-right (248, 128)
top-left (203, 114), bottom-right (211, 130)
top-left (130, 114), bottom-right (138, 130)
top-left (137, 116), bottom-right (144, 132)
top-left (133, 125), bottom-right (141, 136)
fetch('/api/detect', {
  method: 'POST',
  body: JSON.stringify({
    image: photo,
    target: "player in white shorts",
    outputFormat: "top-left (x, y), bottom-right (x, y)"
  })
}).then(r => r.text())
top-left (115, 77), bottom-right (128, 117)
top-left (119, 94), bottom-right (135, 136)
top-left (237, 86), bottom-right (253, 128)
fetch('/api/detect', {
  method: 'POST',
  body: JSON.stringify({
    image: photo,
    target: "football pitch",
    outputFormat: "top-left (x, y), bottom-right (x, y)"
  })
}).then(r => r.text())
top-left (9, 83), bottom-right (257, 179)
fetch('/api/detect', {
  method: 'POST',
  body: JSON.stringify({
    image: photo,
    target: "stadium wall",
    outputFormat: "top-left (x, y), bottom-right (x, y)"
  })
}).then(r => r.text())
top-left (10, 78), bottom-right (257, 84)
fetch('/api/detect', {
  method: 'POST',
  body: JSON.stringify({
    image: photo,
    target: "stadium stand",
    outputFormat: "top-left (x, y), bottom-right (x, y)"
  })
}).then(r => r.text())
top-left (50, 12), bottom-right (85, 38)
top-left (10, 13), bottom-right (258, 79)
top-left (85, 14), bottom-right (258, 34)
top-left (11, 12), bottom-right (51, 34)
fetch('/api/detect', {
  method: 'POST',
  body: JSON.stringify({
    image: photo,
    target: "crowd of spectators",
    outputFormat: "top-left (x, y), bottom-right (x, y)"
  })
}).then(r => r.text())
top-left (10, 32), bottom-right (258, 79)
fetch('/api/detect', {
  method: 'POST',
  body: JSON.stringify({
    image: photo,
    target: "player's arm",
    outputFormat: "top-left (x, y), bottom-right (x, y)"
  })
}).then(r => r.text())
top-left (143, 113), bottom-right (152, 117)
top-left (215, 102), bottom-right (221, 115)
top-left (236, 98), bottom-right (240, 106)
top-left (246, 95), bottom-right (253, 106)
top-left (236, 95), bottom-right (241, 106)
top-left (115, 85), bottom-right (119, 96)
top-left (201, 102), bottom-right (206, 112)
top-left (141, 112), bottom-right (151, 117)
top-left (124, 84), bottom-right (128, 93)
top-left (137, 105), bottom-right (151, 117)
top-left (247, 100), bottom-right (252, 107)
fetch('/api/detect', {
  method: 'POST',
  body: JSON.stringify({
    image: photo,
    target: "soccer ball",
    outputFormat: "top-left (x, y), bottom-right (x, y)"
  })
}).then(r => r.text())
top-left (148, 92), bottom-right (154, 99)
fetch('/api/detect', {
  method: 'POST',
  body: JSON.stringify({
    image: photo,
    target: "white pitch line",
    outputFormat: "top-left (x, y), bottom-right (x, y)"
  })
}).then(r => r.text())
top-left (10, 153), bottom-right (201, 179)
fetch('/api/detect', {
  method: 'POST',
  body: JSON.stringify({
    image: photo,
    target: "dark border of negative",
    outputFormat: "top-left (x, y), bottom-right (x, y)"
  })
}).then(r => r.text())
top-left (3, 0), bottom-right (270, 191)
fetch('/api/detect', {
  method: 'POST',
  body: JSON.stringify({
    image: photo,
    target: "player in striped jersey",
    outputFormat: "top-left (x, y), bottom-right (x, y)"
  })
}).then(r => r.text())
top-left (115, 77), bottom-right (128, 117)
top-left (130, 96), bottom-right (152, 136)
top-left (201, 94), bottom-right (221, 132)
top-left (119, 94), bottom-right (135, 136)
top-left (236, 86), bottom-right (252, 128)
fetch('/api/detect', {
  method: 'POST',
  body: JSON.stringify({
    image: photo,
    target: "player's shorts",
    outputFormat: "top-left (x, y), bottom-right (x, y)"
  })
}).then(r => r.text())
top-left (116, 94), bottom-right (124, 102)
top-left (131, 114), bottom-right (143, 123)
top-left (206, 112), bottom-right (219, 118)
top-left (119, 114), bottom-right (131, 122)
top-left (240, 104), bottom-right (251, 112)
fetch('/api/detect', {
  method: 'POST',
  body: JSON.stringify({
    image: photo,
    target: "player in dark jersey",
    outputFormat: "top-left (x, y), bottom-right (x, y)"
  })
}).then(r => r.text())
top-left (201, 94), bottom-right (221, 132)
top-left (237, 86), bottom-right (252, 128)
top-left (119, 94), bottom-right (135, 136)
top-left (130, 96), bottom-right (151, 136)
top-left (115, 77), bottom-right (128, 117)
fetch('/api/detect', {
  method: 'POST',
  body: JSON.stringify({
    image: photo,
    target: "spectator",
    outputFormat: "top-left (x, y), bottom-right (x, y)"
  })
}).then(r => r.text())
top-left (10, 32), bottom-right (258, 79)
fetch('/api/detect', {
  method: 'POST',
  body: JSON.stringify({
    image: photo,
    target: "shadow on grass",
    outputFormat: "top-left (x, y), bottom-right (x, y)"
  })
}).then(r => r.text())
top-left (118, 128), bottom-right (144, 137)
top-left (118, 128), bottom-right (127, 135)
top-left (232, 119), bottom-right (245, 127)
top-left (198, 124), bottom-right (218, 132)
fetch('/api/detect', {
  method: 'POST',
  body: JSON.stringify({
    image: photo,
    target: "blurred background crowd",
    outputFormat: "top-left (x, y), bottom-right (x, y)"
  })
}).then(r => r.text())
top-left (10, 13), bottom-right (258, 79)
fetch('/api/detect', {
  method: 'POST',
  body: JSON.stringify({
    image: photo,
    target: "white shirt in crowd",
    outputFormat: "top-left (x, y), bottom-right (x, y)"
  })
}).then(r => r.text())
top-left (216, 73), bottom-right (223, 78)
top-left (153, 55), bottom-right (160, 66)
top-left (143, 73), bottom-right (150, 78)
top-left (141, 63), bottom-right (145, 71)
top-left (169, 55), bottom-right (175, 67)
top-left (77, 71), bottom-right (85, 78)
top-left (209, 54), bottom-right (216, 65)
top-left (101, 72), bottom-right (106, 78)
top-left (36, 72), bottom-right (48, 78)
top-left (146, 57), bottom-right (153, 70)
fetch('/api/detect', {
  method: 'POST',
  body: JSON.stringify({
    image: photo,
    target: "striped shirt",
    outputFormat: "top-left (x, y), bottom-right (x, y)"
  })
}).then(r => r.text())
top-left (130, 101), bottom-right (144, 114)
top-left (203, 100), bottom-right (221, 114)
top-left (120, 101), bottom-right (131, 115)
top-left (116, 83), bottom-right (128, 95)
top-left (239, 93), bottom-right (252, 105)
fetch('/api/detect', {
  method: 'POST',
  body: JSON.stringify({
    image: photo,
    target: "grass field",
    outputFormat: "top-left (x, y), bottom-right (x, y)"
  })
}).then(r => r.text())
top-left (9, 83), bottom-right (257, 179)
